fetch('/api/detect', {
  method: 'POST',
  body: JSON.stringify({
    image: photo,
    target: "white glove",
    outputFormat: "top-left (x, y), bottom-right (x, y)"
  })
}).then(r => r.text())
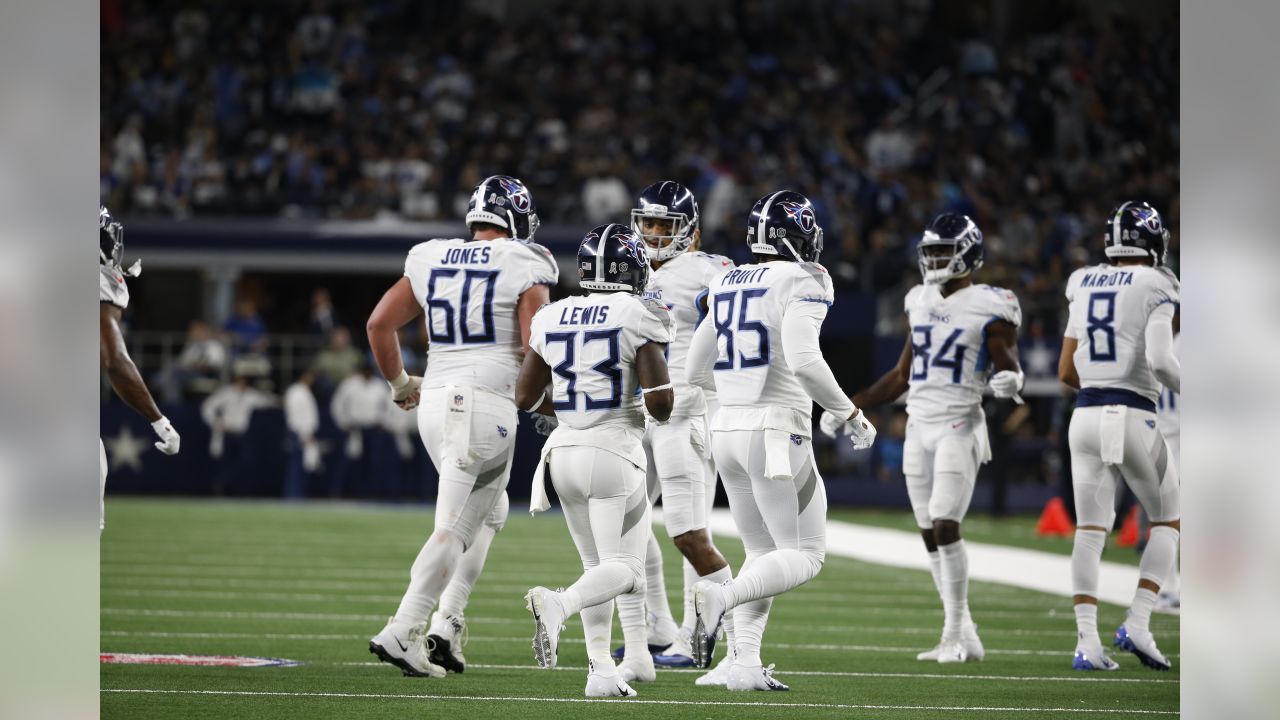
top-left (989, 370), bottom-right (1025, 399)
top-left (151, 417), bottom-right (180, 455)
top-left (532, 413), bottom-right (558, 437)
top-left (301, 440), bottom-right (322, 472)
top-left (389, 370), bottom-right (423, 410)
top-left (818, 409), bottom-right (846, 438)
top-left (845, 409), bottom-right (877, 451)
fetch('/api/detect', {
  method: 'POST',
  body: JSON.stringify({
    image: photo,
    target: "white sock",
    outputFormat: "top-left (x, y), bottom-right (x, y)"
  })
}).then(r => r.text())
top-left (927, 550), bottom-right (943, 597)
top-left (1074, 603), bottom-right (1100, 648)
top-left (729, 555), bottom-right (769, 666)
top-left (937, 540), bottom-right (970, 640)
top-left (616, 587), bottom-right (649, 658)
top-left (1130, 525), bottom-right (1178, 632)
top-left (394, 531), bottom-right (463, 625)
top-left (580, 599), bottom-right (616, 665)
top-left (722, 549), bottom-right (821, 607)
top-left (680, 558), bottom-right (699, 634)
top-left (560, 561), bottom-right (635, 616)
top-left (700, 565), bottom-right (736, 653)
top-left (644, 531), bottom-right (675, 626)
top-left (438, 525), bottom-right (497, 618)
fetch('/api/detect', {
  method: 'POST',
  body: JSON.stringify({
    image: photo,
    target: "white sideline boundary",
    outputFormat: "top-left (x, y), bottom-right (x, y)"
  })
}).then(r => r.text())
top-left (667, 509), bottom-right (1145, 607)
top-left (100, 688), bottom-right (1177, 714)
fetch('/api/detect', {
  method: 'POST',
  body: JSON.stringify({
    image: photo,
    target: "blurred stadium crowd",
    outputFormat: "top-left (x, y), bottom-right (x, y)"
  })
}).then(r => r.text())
top-left (99, 0), bottom-right (1177, 510)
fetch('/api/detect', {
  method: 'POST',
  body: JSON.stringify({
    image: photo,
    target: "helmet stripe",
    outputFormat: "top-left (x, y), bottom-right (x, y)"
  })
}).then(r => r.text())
top-left (1112, 200), bottom-right (1133, 247)
top-left (758, 190), bottom-right (782, 253)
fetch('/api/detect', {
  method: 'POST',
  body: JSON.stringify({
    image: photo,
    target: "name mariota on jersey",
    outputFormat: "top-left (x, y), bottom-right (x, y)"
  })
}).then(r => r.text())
top-left (1076, 270), bottom-right (1137, 288)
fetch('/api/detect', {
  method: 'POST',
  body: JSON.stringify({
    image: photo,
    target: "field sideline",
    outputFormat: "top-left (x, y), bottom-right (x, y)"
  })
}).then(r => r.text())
top-left (100, 499), bottom-right (1178, 719)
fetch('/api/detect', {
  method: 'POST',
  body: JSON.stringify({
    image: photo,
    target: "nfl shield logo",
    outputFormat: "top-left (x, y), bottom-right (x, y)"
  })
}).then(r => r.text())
top-left (453, 394), bottom-right (464, 406)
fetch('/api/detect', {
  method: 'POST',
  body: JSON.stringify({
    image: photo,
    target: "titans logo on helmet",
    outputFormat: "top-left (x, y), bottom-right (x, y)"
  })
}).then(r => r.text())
top-left (1130, 205), bottom-right (1163, 233)
top-left (498, 177), bottom-right (532, 214)
top-left (779, 201), bottom-right (816, 233)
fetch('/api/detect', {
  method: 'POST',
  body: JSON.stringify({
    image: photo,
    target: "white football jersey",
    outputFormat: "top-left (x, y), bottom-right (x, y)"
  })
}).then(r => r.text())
top-left (904, 283), bottom-right (1022, 423)
top-left (404, 238), bottom-right (558, 399)
top-left (643, 250), bottom-right (734, 417)
top-left (704, 260), bottom-right (835, 435)
top-left (99, 264), bottom-right (130, 309)
top-left (1065, 264), bottom-right (1179, 405)
top-left (530, 292), bottom-right (673, 465)
top-left (1156, 333), bottom-right (1180, 439)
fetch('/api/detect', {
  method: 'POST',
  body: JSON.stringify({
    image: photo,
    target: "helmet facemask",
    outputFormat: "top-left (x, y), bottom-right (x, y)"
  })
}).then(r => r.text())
top-left (631, 206), bottom-right (694, 262)
top-left (917, 232), bottom-right (978, 284)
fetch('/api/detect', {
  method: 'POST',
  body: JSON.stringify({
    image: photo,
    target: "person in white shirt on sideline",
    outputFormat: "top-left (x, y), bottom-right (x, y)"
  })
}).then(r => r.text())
top-left (201, 366), bottom-right (275, 495)
top-left (330, 363), bottom-right (391, 497)
top-left (283, 368), bottom-right (322, 498)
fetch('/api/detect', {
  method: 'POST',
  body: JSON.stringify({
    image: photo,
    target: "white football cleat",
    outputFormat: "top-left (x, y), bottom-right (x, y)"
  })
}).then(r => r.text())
top-left (726, 663), bottom-right (790, 691)
top-left (1114, 624), bottom-right (1172, 671)
top-left (653, 627), bottom-right (697, 668)
top-left (585, 660), bottom-right (637, 697)
top-left (916, 638), bottom-right (945, 661)
top-left (695, 651), bottom-right (736, 686)
top-left (648, 611), bottom-right (679, 648)
top-left (935, 639), bottom-right (969, 664)
top-left (525, 586), bottom-right (566, 669)
top-left (369, 617), bottom-right (447, 677)
top-left (692, 580), bottom-right (728, 668)
top-left (1072, 645), bottom-right (1121, 671)
top-left (426, 611), bottom-right (467, 673)
top-left (618, 653), bottom-right (656, 684)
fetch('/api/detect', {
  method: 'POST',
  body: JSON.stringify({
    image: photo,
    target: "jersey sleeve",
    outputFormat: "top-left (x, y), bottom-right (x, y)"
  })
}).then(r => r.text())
top-left (519, 242), bottom-right (560, 292)
top-left (1146, 266), bottom-right (1180, 313)
top-left (638, 297), bottom-right (676, 345)
top-left (403, 242), bottom-right (433, 306)
top-left (793, 263), bottom-right (836, 308)
top-left (99, 265), bottom-right (130, 309)
top-left (1063, 268), bottom-right (1086, 339)
top-left (983, 286), bottom-right (1023, 328)
top-left (903, 284), bottom-right (925, 315)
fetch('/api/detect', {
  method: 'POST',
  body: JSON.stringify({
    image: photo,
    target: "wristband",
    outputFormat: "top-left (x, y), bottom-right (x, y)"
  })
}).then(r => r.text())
top-left (388, 369), bottom-right (412, 392)
top-left (641, 383), bottom-right (673, 394)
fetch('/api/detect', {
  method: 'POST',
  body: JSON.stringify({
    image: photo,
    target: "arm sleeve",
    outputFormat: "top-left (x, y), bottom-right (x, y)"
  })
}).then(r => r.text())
top-left (782, 301), bottom-right (856, 418)
top-left (684, 317), bottom-right (717, 392)
top-left (1145, 302), bottom-right (1180, 394)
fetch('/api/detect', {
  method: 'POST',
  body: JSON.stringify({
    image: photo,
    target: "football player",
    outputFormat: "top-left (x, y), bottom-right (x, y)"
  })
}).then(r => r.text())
top-left (686, 191), bottom-right (876, 690)
top-left (517, 224), bottom-right (674, 698)
top-left (820, 213), bottom-right (1024, 663)
top-left (366, 175), bottom-right (558, 677)
top-left (1059, 201), bottom-right (1180, 671)
top-left (99, 205), bottom-right (181, 531)
top-left (615, 181), bottom-right (739, 680)
top-left (1154, 331), bottom-right (1180, 611)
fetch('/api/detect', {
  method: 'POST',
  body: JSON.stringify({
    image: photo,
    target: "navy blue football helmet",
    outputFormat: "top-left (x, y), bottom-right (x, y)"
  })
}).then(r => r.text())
top-left (577, 224), bottom-right (650, 294)
top-left (918, 213), bottom-right (984, 284)
top-left (466, 175), bottom-right (540, 242)
top-left (100, 205), bottom-right (124, 268)
top-left (746, 190), bottom-right (824, 263)
top-left (1104, 201), bottom-right (1169, 265)
top-left (631, 181), bottom-right (700, 262)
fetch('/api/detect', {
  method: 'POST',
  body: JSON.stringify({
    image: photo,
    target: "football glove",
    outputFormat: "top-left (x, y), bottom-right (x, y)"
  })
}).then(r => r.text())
top-left (530, 413), bottom-right (558, 437)
top-left (845, 409), bottom-right (877, 450)
top-left (151, 416), bottom-right (180, 455)
top-left (818, 409), bottom-right (845, 438)
top-left (988, 370), bottom-right (1025, 399)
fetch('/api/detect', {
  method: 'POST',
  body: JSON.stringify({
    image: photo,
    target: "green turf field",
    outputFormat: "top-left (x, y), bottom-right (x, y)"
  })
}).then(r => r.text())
top-left (101, 498), bottom-right (1178, 719)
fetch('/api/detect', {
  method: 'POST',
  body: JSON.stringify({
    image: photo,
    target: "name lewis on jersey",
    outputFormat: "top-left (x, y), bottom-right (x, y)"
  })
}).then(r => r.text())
top-left (559, 305), bottom-right (610, 325)
top-left (1079, 270), bottom-right (1135, 288)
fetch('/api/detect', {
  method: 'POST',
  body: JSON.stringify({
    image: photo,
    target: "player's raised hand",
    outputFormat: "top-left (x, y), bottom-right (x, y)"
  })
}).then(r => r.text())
top-left (818, 409), bottom-right (846, 438)
top-left (988, 370), bottom-right (1025, 399)
top-left (151, 416), bottom-right (181, 455)
top-left (845, 409), bottom-right (877, 450)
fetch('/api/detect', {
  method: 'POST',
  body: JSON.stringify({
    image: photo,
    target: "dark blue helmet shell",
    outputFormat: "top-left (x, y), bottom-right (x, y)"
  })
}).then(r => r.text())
top-left (746, 190), bottom-right (824, 263)
top-left (577, 224), bottom-right (651, 294)
top-left (918, 213), bottom-right (984, 284)
top-left (466, 175), bottom-right (540, 242)
top-left (631, 180), bottom-right (700, 262)
top-left (1105, 201), bottom-right (1169, 265)
top-left (100, 205), bottom-right (124, 268)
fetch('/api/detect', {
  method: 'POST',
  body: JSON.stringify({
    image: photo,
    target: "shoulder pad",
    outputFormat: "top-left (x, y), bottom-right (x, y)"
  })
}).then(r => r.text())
top-left (904, 283), bottom-right (926, 312)
top-left (1155, 265), bottom-right (1180, 292)
top-left (641, 296), bottom-right (674, 328)
top-left (519, 241), bottom-right (560, 280)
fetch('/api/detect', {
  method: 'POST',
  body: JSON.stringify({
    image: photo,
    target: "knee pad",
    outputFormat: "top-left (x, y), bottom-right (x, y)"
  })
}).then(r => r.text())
top-left (928, 437), bottom-right (977, 522)
top-left (1139, 525), bottom-right (1180, 585)
top-left (485, 491), bottom-right (509, 532)
top-left (904, 474), bottom-right (933, 529)
top-left (1071, 529), bottom-right (1107, 597)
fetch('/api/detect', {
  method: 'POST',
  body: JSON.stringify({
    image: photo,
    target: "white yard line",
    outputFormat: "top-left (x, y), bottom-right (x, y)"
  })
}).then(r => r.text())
top-left (99, 688), bottom-right (1177, 714)
top-left (687, 510), bottom-right (1147, 607)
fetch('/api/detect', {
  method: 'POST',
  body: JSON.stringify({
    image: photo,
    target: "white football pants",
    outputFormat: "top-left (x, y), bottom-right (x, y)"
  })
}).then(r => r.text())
top-left (1069, 406), bottom-right (1180, 526)
top-left (902, 417), bottom-right (988, 528)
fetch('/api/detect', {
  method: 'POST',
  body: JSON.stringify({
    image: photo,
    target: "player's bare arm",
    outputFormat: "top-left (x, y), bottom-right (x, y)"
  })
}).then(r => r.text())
top-left (635, 342), bottom-right (673, 422)
top-left (985, 319), bottom-right (1025, 399)
top-left (851, 334), bottom-right (913, 410)
top-left (515, 349), bottom-right (555, 416)
top-left (517, 283), bottom-right (551, 356)
top-left (1058, 336), bottom-right (1081, 390)
top-left (100, 302), bottom-right (163, 423)
top-left (367, 277), bottom-right (424, 409)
